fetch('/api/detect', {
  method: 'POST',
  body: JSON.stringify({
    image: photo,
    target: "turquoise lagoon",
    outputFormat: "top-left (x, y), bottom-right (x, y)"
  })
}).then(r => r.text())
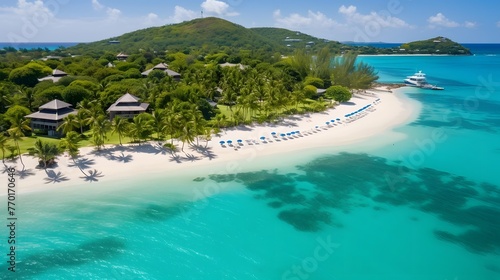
top-left (2, 50), bottom-right (500, 279)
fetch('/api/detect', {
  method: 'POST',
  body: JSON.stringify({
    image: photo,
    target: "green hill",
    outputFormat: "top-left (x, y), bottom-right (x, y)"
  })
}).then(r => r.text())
top-left (66, 18), bottom-right (472, 57)
top-left (251, 27), bottom-right (343, 50)
top-left (68, 17), bottom-right (286, 57)
top-left (399, 36), bottom-right (472, 55)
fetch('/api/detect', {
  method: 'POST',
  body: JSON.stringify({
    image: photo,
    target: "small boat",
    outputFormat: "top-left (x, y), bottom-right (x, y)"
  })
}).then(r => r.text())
top-left (421, 84), bottom-right (444, 90)
top-left (404, 70), bottom-right (444, 90)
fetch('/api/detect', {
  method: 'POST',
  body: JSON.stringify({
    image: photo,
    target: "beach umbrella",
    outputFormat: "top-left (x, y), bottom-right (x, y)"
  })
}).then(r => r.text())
top-left (291, 131), bottom-right (296, 135)
top-left (260, 136), bottom-right (266, 141)
top-left (286, 132), bottom-right (291, 136)
top-left (271, 132), bottom-right (277, 136)
top-left (326, 121), bottom-right (330, 125)
top-left (237, 139), bottom-right (243, 143)
top-left (227, 140), bottom-right (233, 145)
top-left (219, 140), bottom-right (225, 145)
top-left (280, 133), bottom-right (286, 137)
top-left (296, 131), bottom-right (300, 134)
top-left (336, 118), bottom-right (341, 121)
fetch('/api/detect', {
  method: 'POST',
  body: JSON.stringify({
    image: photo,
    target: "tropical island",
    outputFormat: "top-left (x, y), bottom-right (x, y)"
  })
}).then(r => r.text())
top-left (0, 17), bottom-right (427, 188)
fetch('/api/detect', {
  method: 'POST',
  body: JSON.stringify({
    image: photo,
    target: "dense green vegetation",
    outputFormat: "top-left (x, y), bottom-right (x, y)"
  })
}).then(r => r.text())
top-left (68, 17), bottom-right (287, 63)
top-left (250, 27), bottom-right (346, 53)
top-left (2, 16), bottom-right (471, 169)
top-left (0, 44), bottom-right (376, 166)
top-left (399, 36), bottom-right (472, 55)
top-left (12, 17), bottom-right (471, 61)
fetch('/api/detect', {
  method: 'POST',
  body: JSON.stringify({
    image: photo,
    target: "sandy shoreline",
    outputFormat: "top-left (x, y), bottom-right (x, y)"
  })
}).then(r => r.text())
top-left (6, 87), bottom-right (421, 195)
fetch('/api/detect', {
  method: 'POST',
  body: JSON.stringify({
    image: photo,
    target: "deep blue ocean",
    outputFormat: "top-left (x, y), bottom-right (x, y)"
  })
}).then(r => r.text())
top-left (0, 42), bottom-right (79, 50)
top-left (1, 44), bottom-right (500, 279)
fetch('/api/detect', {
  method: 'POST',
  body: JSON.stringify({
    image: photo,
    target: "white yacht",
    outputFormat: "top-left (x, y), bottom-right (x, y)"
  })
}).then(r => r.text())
top-left (404, 71), bottom-right (427, 87)
top-left (404, 71), bottom-right (444, 90)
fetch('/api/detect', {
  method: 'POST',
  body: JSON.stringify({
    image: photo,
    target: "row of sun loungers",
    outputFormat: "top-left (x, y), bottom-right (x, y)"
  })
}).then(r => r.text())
top-left (219, 99), bottom-right (381, 149)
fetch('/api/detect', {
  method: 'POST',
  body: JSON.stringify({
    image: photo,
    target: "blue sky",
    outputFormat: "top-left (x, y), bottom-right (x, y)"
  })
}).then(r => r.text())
top-left (1, 0), bottom-right (499, 43)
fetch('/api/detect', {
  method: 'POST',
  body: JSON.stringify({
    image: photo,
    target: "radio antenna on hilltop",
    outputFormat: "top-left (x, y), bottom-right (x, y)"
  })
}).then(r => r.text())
top-left (201, 10), bottom-right (204, 18)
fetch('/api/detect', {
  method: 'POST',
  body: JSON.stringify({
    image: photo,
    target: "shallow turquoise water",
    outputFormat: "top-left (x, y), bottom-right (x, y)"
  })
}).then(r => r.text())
top-left (2, 51), bottom-right (500, 279)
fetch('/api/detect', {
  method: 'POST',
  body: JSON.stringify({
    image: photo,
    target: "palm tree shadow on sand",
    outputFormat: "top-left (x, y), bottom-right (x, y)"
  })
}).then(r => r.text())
top-left (44, 169), bottom-right (69, 184)
top-left (2, 164), bottom-right (36, 179)
top-left (92, 149), bottom-right (133, 163)
top-left (184, 153), bottom-right (200, 162)
top-left (114, 152), bottom-right (133, 163)
top-left (80, 169), bottom-right (104, 182)
top-left (190, 145), bottom-right (217, 161)
top-left (17, 168), bottom-right (36, 179)
top-left (68, 157), bottom-right (96, 170)
top-left (169, 153), bottom-right (182, 163)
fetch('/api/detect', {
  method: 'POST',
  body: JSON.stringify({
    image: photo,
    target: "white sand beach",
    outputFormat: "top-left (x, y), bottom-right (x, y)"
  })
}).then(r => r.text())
top-left (8, 88), bottom-right (421, 194)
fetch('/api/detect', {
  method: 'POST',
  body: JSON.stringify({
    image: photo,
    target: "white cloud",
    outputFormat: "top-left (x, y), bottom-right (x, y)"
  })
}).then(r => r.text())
top-left (170, 6), bottom-right (198, 23)
top-left (0, 0), bottom-right (59, 42)
top-left (272, 5), bottom-right (413, 42)
top-left (201, 0), bottom-right (239, 17)
top-left (338, 5), bottom-right (356, 16)
top-left (273, 9), bottom-right (341, 29)
top-left (91, 0), bottom-right (103, 11)
top-left (338, 5), bottom-right (411, 28)
top-left (464, 21), bottom-right (476, 28)
top-left (0, 0), bottom-right (54, 17)
top-left (106, 7), bottom-right (121, 21)
top-left (427, 13), bottom-right (459, 28)
top-left (144, 13), bottom-right (159, 25)
top-left (89, 0), bottom-right (121, 20)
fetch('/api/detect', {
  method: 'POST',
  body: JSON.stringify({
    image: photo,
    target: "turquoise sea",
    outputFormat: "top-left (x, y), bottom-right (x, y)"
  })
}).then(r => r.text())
top-left (2, 45), bottom-right (500, 279)
top-left (0, 42), bottom-right (79, 51)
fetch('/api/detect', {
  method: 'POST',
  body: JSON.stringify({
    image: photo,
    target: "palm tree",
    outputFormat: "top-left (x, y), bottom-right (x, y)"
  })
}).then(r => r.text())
top-left (331, 52), bottom-right (378, 89)
top-left (111, 116), bottom-right (129, 145)
top-left (0, 133), bottom-right (9, 164)
top-left (7, 116), bottom-right (31, 170)
top-left (17, 86), bottom-right (35, 111)
top-left (0, 88), bottom-right (12, 114)
top-left (57, 114), bottom-right (79, 135)
top-left (292, 84), bottom-right (306, 110)
top-left (190, 109), bottom-right (206, 146)
top-left (162, 111), bottom-right (178, 145)
top-left (179, 121), bottom-right (196, 152)
top-left (59, 131), bottom-right (87, 176)
top-left (29, 139), bottom-right (60, 169)
top-left (213, 113), bottom-right (228, 131)
top-left (75, 110), bottom-right (88, 134)
top-left (203, 127), bottom-right (213, 148)
top-left (151, 109), bottom-right (165, 140)
top-left (80, 100), bottom-right (104, 128)
top-left (128, 113), bottom-right (153, 144)
top-left (91, 115), bottom-right (111, 150)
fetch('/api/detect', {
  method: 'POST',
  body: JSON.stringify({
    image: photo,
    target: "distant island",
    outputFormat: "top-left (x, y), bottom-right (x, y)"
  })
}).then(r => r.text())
top-left (398, 36), bottom-right (472, 55)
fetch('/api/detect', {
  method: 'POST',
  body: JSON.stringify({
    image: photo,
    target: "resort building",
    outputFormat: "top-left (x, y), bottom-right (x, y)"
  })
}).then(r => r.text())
top-left (219, 62), bottom-right (247, 70)
top-left (25, 99), bottom-right (77, 136)
top-left (116, 52), bottom-right (129, 61)
top-left (38, 69), bottom-right (68, 83)
top-left (107, 93), bottom-right (149, 120)
top-left (141, 63), bottom-right (181, 81)
top-left (316, 88), bottom-right (327, 95)
top-left (40, 55), bottom-right (63, 61)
